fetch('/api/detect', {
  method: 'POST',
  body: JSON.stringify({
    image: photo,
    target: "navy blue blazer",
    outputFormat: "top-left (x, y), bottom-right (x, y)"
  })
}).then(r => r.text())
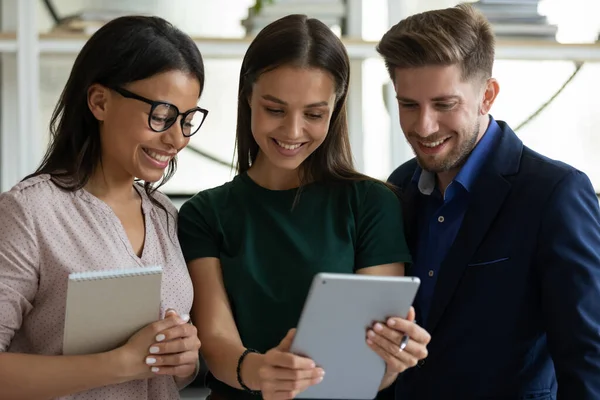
top-left (386, 121), bottom-right (600, 399)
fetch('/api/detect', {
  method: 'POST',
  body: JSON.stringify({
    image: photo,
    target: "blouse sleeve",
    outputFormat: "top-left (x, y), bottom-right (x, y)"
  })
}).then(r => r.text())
top-left (0, 190), bottom-right (40, 351)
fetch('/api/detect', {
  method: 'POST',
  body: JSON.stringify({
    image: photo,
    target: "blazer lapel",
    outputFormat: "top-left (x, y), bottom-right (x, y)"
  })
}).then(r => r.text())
top-left (425, 172), bottom-right (510, 333)
top-left (424, 120), bottom-right (522, 334)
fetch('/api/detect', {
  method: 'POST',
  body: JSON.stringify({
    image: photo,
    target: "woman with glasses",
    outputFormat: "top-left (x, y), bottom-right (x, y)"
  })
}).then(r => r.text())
top-left (178, 14), bottom-right (431, 400)
top-left (0, 16), bottom-right (206, 400)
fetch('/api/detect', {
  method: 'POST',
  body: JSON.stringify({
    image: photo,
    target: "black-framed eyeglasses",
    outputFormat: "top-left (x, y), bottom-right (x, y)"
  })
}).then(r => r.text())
top-left (110, 86), bottom-right (208, 137)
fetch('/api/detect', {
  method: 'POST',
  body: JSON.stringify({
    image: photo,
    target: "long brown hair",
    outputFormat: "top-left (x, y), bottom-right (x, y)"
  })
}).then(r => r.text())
top-left (235, 14), bottom-right (378, 187)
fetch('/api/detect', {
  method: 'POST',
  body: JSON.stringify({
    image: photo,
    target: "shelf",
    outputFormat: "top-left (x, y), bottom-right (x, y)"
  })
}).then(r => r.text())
top-left (37, 34), bottom-right (257, 57)
top-left (0, 33), bottom-right (16, 52)
top-left (1, 32), bottom-right (599, 61)
top-left (494, 40), bottom-right (600, 62)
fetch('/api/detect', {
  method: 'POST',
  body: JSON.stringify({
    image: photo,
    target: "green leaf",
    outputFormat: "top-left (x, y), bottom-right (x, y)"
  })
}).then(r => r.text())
top-left (252, 0), bottom-right (275, 13)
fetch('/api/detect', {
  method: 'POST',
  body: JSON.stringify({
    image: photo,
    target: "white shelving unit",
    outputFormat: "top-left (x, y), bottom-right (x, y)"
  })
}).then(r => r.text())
top-left (1, 0), bottom-right (599, 191)
top-left (1, 33), bottom-right (600, 60)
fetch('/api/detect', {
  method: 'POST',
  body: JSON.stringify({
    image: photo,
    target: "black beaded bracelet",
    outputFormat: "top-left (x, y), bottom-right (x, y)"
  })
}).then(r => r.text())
top-left (237, 348), bottom-right (261, 395)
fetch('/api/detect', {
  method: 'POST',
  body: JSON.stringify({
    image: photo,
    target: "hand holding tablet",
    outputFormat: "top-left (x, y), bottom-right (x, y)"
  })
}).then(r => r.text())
top-left (255, 328), bottom-right (324, 400)
top-left (366, 306), bottom-right (431, 391)
top-left (289, 273), bottom-right (426, 399)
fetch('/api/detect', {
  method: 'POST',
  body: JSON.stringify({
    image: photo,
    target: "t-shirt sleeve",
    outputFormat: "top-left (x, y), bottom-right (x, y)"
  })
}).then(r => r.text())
top-left (177, 192), bottom-right (221, 262)
top-left (0, 190), bottom-right (39, 352)
top-left (354, 181), bottom-right (412, 270)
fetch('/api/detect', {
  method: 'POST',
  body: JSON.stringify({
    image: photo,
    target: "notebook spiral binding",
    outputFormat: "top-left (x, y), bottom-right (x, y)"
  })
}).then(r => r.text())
top-left (68, 266), bottom-right (163, 281)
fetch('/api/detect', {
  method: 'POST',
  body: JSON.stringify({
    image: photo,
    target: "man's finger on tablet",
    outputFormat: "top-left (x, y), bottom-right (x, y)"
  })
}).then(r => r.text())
top-left (366, 336), bottom-right (418, 373)
top-left (386, 317), bottom-right (431, 346)
top-left (367, 327), bottom-right (403, 357)
top-left (371, 322), bottom-right (404, 346)
top-left (406, 306), bottom-right (416, 321)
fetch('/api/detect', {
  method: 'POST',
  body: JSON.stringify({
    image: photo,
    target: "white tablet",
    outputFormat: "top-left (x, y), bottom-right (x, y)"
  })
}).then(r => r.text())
top-left (290, 272), bottom-right (421, 399)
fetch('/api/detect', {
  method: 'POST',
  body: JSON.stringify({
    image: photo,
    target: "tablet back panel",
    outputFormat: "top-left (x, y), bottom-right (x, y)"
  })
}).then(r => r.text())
top-left (290, 273), bottom-right (420, 399)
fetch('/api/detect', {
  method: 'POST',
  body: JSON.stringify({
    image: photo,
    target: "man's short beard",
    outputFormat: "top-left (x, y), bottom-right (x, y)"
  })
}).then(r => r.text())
top-left (415, 119), bottom-right (480, 174)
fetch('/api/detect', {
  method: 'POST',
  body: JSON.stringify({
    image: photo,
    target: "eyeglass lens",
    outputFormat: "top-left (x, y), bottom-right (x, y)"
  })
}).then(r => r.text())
top-left (150, 104), bottom-right (205, 136)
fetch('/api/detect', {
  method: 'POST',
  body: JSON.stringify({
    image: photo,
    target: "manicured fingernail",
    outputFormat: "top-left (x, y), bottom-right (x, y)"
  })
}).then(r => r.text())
top-left (316, 376), bottom-right (323, 383)
top-left (366, 339), bottom-right (373, 345)
top-left (367, 330), bottom-right (375, 337)
top-left (180, 314), bottom-right (190, 323)
top-left (151, 367), bottom-right (160, 373)
top-left (149, 346), bottom-right (160, 354)
top-left (319, 369), bottom-right (325, 376)
top-left (146, 357), bottom-right (156, 365)
top-left (155, 334), bottom-right (165, 342)
top-left (388, 319), bottom-right (396, 326)
top-left (374, 323), bottom-right (383, 331)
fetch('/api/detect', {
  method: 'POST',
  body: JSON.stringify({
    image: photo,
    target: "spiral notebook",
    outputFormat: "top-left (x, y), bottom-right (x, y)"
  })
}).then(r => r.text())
top-left (63, 266), bottom-right (163, 355)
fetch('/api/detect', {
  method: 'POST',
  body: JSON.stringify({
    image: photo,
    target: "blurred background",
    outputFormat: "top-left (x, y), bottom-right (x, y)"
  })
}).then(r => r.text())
top-left (0, 0), bottom-right (599, 205)
top-left (0, 1), bottom-right (598, 396)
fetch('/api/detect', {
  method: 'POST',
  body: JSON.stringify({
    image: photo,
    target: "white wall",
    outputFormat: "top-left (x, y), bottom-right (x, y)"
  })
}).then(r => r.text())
top-left (7, 0), bottom-right (600, 194)
top-left (38, 0), bottom-right (254, 37)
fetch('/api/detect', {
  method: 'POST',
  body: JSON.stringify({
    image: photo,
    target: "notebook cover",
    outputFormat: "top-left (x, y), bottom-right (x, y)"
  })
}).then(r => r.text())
top-left (62, 266), bottom-right (162, 355)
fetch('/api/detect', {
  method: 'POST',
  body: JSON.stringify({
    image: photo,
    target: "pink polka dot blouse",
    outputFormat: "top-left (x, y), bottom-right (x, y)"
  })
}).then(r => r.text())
top-left (0, 174), bottom-right (194, 399)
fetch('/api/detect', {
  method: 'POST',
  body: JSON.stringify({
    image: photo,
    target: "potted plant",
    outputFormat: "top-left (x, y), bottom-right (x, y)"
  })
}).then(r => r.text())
top-left (252, 0), bottom-right (275, 13)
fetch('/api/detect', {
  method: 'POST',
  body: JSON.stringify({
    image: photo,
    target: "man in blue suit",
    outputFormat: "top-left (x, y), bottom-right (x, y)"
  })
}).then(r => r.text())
top-left (376, 3), bottom-right (600, 399)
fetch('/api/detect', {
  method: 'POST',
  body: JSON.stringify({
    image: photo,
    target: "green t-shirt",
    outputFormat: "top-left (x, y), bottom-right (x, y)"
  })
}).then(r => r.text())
top-left (178, 172), bottom-right (412, 397)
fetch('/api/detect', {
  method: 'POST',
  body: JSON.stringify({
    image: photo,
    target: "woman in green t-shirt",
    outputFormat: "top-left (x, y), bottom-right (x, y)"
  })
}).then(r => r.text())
top-left (178, 14), bottom-right (431, 400)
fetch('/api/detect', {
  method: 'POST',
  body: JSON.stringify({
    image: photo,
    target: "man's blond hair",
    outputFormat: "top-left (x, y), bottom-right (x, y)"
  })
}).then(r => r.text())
top-left (377, 3), bottom-right (495, 82)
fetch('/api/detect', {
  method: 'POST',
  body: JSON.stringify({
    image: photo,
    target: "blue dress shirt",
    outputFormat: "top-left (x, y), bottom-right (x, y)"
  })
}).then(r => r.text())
top-left (411, 117), bottom-right (501, 325)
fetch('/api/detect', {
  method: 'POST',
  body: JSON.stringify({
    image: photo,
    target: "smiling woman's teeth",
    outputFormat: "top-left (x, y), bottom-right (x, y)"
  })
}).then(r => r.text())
top-left (144, 149), bottom-right (171, 162)
top-left (275, 140), bottom-right (302, 150)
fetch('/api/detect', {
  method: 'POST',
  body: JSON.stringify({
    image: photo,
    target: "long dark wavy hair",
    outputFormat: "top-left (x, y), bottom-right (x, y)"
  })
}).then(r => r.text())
top-left (235, 14), bottom-right (378, 188)
top-left (26, 15), bottom-right (205, 216)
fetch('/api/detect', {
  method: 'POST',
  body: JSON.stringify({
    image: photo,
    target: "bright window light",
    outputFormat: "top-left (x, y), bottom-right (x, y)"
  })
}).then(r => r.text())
top-left (539, 0), bottom-right (600, 43)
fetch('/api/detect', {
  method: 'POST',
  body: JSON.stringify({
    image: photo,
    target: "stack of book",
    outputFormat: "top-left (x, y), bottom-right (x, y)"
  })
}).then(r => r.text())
top-left (472, 0), bottom-right (558, 40)
top-left (242, 0), bottom-right (346, 36)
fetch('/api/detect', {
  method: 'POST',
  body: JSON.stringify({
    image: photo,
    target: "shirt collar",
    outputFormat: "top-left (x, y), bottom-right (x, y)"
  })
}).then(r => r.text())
top-left (412, 116), bottom-right (501, 195)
